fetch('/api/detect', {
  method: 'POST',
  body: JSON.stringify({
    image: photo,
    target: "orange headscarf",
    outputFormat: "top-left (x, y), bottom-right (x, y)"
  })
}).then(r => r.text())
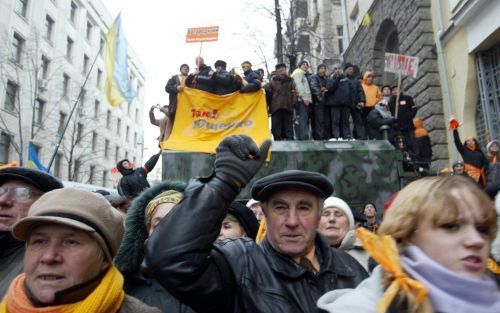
top-left (413, 117), bottom-right (428, 138)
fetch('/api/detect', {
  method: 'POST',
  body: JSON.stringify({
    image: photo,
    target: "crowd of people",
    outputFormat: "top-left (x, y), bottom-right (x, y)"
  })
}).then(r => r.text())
top-left (151, 58), bottom-right (434, 169)
top-left (1, 132), bottom-right (499, 312)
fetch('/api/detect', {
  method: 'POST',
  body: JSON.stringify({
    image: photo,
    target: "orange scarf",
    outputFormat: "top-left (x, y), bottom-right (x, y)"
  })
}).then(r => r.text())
top-left (464, 163), bottom-right (486, 186)
top-left (0, 266), bottom-right (125, 313)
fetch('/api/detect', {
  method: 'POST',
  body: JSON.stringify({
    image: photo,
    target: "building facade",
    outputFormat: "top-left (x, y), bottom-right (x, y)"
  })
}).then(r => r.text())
top-left (0, 0), bottom-right (146, 188)
top-left (334, 0), bottom-right (499, 170)
top-left (284, 0), bottom-right (344, 72)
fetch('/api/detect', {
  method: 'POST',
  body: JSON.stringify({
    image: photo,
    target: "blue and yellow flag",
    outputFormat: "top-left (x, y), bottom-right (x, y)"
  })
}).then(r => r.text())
top-left (105, 14), bottom-right (136, 107)
top-left (161, 88), bottom-right (271, 153)
top-left (27, 143), bottom-right (48, 172)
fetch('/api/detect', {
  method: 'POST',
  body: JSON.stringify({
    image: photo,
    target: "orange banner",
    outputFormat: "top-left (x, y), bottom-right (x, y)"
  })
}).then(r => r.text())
top-left (160, 87), bottom-right (270, 154)
top-left (185, 26), bottom-right (219, 43)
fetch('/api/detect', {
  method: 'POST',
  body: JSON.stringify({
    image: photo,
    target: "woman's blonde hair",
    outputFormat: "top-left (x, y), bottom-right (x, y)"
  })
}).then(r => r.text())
top-left (380, 175), bottom-right (496, 246)
top-left (378, 175), bottom-right (496, 313)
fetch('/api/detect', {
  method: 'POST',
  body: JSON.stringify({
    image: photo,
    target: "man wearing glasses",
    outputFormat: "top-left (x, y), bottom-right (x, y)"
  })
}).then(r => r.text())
top-left (0, 167), bottom-right (63, 298)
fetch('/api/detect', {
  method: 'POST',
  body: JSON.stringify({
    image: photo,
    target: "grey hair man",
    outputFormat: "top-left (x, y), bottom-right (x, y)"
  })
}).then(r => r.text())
top-left (145, 135), bottom-right (367, 313)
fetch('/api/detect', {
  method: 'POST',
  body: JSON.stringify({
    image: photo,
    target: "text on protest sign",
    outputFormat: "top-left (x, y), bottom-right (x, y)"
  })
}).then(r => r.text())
top-left (384, 53), bottom-right (419, 78)
top-left (185, 26), bottom-right (220, 43)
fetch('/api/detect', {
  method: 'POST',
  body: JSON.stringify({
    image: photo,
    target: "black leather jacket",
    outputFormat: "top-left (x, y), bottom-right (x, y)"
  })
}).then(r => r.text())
top-left (145, 174), bottom-right (368, 313)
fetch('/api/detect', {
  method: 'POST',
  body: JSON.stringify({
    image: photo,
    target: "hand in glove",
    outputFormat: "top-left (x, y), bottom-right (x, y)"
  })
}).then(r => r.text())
top-left (215, 135), bottom-right (272, 190)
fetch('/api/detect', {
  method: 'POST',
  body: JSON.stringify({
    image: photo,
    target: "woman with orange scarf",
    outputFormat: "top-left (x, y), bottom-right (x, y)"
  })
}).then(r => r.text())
top-left (0, 188), bottom-right (160, 313)
top-left (318, 176), bottom-right (500, 313)
top-left (450, 120), bottom-right (489, 187)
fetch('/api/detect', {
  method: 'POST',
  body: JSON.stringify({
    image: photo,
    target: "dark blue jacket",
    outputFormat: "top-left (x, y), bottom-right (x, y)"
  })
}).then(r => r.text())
top-left (240, 69), bottom-right (261, 93)
top-left (326, 74), bottom-right (354, 107)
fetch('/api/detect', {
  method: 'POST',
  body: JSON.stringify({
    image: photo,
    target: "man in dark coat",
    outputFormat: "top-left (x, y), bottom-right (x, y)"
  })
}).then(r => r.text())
top-left (0, 167), bottom-right (63, 298)
top-left (266, 63), bottom-right (296, 140)
top-left (389, 86), bottom-right (417, 152)
top-left (117, 152), bottom-right (160, 199)
top-left (213, 60), bottom-right (241, 95)
top-left (345, 63), bottom-right (366, 140)
top-left (186, 56), bottom-right (215, 93)
top-left (309, 64), bottom-right (329, 140)
top-left (165, 63), bottom-right (189, 122)
top-left (145, 135), bottom-right (368, 313)
top-left (326, 64), bottom-right (353, 139)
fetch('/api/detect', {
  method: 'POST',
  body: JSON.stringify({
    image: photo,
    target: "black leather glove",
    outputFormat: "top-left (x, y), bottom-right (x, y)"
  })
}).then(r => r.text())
top-left (215, 135), bottom-right (272, 189)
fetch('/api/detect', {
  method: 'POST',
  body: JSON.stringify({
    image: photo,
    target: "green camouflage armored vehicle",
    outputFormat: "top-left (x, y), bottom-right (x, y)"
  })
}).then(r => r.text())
top-left (161, 139), bottom-right (414, 216)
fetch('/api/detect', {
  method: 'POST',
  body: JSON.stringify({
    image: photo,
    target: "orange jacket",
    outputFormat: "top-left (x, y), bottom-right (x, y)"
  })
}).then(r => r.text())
top-left (361, 71), bottom-right (383, 108)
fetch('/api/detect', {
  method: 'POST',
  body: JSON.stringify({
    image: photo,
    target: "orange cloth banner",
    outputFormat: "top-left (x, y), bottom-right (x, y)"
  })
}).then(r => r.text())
top-left (161, 87), bottom-right (270, 153)
top-left (186, 26), bottom-right (219, 43)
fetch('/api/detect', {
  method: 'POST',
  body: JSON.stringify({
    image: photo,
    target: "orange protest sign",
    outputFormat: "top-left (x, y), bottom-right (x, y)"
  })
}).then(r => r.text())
top-left (185, 26), bottom-right (219, 43)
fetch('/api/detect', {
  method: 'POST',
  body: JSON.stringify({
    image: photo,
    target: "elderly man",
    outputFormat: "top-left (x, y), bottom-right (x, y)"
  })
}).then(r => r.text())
top-left (145, 135), bottom-right (367, 313)
top-left (0, 167), bottom-right (63, 298)
top-left (1, 188), bottom-right (160, 312)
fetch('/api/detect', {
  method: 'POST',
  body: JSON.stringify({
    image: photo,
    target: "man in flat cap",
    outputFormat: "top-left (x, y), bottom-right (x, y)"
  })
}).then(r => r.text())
top-left (0, 167), bottom-right (63, 298)
top-left (145, 135), bottom-right (367, 313)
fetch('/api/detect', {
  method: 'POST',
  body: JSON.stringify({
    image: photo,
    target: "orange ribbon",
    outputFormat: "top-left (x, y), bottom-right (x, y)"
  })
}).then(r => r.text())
top-left (356, 228), bottom-right (428, 313)
top-left (255, 219), bottom-right (267, 243)
top-left (487, 258), bottom-right (500, 275)
top-left (464, 163), bottom-right (486, 186)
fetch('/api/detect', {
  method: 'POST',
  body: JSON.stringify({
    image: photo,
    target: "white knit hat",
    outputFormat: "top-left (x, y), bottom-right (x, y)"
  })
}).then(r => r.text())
top-left (323, 196), bottom-right (355, 230)
top-left (246, 198), bottom-right (260, 208)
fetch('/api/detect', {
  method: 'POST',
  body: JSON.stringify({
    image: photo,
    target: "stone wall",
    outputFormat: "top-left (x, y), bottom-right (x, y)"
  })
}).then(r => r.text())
top-left (343, 0), bottom-right (448, 170)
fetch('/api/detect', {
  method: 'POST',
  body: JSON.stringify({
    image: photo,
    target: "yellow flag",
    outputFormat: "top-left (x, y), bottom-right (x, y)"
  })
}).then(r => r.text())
top-left (161, 88), bottom-right (271, 153)
top-left (362, 12), bottom-right (372, 27)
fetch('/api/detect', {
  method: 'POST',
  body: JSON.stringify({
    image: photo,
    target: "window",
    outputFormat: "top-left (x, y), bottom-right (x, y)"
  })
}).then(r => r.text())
top-left (126, 126), bottom-right (130, 142)
top-left (89, 166), bottom-right (95, 184)
top-left (0, 132), bottom-right (11, 164)
top-left (125, 151), bottom-right (129, 160)
top-left (63, 74), bottom-right (70, 96)
top-left (83, 54), bottom-right (89, 74)
top-left (41, 55), bottom-right (50, 79)
top-left (337, 25), bottom-right (344, 54)
top-left (58, 112), bottom-right (67, 134)
top-left (91, 131), bottom-right (97, 152)
top-left (296, 0), bottom-right (308, 18)
top-left (96, 69), bottom-right (102, 89)
top-left (86, 21), bottom-right (93, 41)
top-left (116, 118), bottom-right (121, 135)
top-left (106, 110), bottom-right (111, 128)
top-left (4, 81), bottom-right (18, 112)
top-left (133, 156), bottom-right (136, 165)
top-left (34, 98), bottom-right (45, 124)
top-left (79, 89), bottom-right (86, 109)
top-left (76, 122), bottom-right (83, 143)
top-left (99, 37), bottom-right (105, 56)
top-left (94, 100), bottom-right (100, 118)
top-left (102, 170), bottom-right (107, 186)
top-left (66, 37), bottom-right (73, 61)
top-left (104, 139), bottom-right (109, 157)
top-left (11, 33), bottom-right (24, 63)
top-left (44, 15), bottom-right (54, 41)
top-left (115, 146), bottom-right (120, 162)
top-left (134, 132), bottom-right (137, 145)
top-left (54, 152), bottom-right (62, 178)
top-left (69, 1), bottom-right (77, 23)
top-left (135, 108), bottom-right (139, 122)
top-left (15, 0), bottom-right (28, 17)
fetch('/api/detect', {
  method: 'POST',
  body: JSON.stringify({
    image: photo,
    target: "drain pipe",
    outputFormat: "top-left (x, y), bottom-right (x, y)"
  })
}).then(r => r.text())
top-left (432, 0), bottom-right (457, 162)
